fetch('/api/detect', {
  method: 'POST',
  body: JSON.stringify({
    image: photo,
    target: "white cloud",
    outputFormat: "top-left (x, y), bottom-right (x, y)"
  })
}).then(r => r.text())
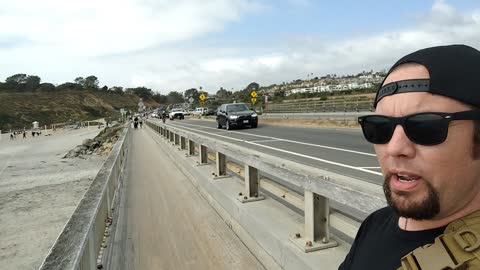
top-left (0, 0), bottom-right (261, 55)
top-left (0, 0), bottom-right (479, 95)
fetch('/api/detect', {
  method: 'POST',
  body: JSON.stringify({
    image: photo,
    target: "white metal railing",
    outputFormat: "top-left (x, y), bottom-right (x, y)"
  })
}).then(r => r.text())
top-left (38, 126), bottom-right (130, 270)
top-left (146, 120), bottom-right (386, 252)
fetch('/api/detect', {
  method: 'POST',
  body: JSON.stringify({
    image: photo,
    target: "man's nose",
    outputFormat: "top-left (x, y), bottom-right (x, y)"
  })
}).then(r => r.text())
top-left (385, 125), bottom-right (416, 158)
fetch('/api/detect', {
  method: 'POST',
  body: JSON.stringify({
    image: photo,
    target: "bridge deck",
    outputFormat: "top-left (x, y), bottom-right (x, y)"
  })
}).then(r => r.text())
top-left (111, 128), bottom-right (265, 270)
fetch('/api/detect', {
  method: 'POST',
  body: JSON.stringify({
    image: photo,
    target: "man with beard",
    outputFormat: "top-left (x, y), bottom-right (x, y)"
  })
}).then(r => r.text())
top-left (339, 44), bottom-right (480, 269)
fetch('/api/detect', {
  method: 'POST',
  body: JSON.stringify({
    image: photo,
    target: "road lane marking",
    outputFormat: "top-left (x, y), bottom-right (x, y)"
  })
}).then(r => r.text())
top-left (245, 141), bottom-right (382, 176)
top-left (166, 122), bottom-right (382, 176)
top-left (176, 122), bottom-right (376, 157)
top-left (249, 139), bottom-right (282, 143)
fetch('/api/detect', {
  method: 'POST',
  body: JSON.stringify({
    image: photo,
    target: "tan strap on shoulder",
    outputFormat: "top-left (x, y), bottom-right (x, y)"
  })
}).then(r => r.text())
top-left (397, 211), bottom-right (480, 270)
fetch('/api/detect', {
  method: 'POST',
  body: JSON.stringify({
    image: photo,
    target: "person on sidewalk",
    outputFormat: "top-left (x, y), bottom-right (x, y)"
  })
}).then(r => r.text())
top-left (339, 45), bottom-right (480, 269)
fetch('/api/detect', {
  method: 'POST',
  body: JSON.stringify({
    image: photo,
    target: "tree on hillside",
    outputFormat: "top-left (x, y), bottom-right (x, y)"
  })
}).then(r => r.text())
top-left (126, 87), bottom-right (153, 99)
top-left (84, 76), bottom-right (99, 90)
top-left (216, 87), bottom-right (232, 99)
top-left (246, 82), bottom-right (260, 91)
top-left (74, 77), bottom-right (85, 88)
top-left (274, 90), bottom-right (286, 98)
top-left (6, 74), bottom-right (28, 84)
top-left (26, 75), bottom-right (41, 89)
top-left (167, 91), bottom-right (184, 104)
top-left (56, 82), bottom-right (83, 91)
top-left (4, 74), bottom-right (42, 91)
top-left (231, 88), bottom-right (250, 103)
top-left (37, 83), bottom-right (55, 92)
top-left (152, 93), bottom-right (168, 104)
top-left (184, 88), bottom-right (198, 100)
top-left (109, 86), bottom-right (124, 95)
top-left (73, 76), bottom-right (99, 90)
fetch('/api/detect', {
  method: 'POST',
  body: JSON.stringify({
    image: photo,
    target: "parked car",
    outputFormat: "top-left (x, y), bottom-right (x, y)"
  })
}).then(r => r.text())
top-left (216, 103), bottom-right (258, 130)
top-left (169, 108), bottom-right (185, 120)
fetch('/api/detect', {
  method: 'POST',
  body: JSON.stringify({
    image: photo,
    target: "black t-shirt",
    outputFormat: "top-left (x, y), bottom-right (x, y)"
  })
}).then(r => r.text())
top-left (338, 207), bottom-right (446, 270)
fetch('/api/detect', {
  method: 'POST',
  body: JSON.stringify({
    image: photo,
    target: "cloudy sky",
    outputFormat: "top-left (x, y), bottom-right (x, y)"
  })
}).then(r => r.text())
top-left (0, 0), bottom-right (479, 94)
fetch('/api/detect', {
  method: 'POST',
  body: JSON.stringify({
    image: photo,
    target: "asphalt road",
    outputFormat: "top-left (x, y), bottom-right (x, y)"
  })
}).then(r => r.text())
top-left (159, 118), bottom-right (384, 185)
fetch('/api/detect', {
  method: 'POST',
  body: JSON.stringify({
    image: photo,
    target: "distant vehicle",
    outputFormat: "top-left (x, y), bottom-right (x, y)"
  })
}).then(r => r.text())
top-left (193, 107), bottom-right (208, 116)
top-left (150, 113), bottom-right (158, 118)
top-left (185, 109), bottom-right (194, 116)
top-left (159, 110), bottom-right (168, 119)
top-left (169, 108), bottom-right (185, 120)
top-left (216, 103), bottom-right (258, 130)
top-left (206, 109), bottom-right (216, 116)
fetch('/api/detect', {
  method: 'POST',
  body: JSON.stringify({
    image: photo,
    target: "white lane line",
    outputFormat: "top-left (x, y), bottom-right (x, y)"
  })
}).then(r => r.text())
top-left (177, 122), bottom-right (376, 157)
top-left (359, 167), bottom-right (381, 169)
top-left (166, 122), bottom-right (382, 176)
top-left (250, 139), bottom-right (282, 143)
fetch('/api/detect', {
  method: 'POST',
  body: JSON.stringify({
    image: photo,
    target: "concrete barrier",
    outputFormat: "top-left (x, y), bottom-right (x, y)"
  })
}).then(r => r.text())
top-left (38, 126), bottom-right (130, 270)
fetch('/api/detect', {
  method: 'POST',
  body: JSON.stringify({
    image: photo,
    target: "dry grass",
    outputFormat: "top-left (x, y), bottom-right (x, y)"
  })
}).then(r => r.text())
top-left (259, 117), bottom-right (360, 129)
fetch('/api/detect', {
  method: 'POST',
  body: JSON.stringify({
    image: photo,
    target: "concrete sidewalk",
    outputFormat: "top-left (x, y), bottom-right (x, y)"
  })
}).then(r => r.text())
top-left (111, 128), bottom-right (265, 270)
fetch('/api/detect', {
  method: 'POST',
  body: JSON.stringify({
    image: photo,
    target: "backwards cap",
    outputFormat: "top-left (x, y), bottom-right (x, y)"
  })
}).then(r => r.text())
top-left (374, 44), bottom-right (480, 108)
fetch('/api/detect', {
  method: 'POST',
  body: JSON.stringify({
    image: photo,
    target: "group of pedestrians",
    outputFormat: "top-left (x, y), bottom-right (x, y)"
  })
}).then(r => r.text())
top-left (132, 116), bottom-right (143, 129)
top-left (8, 130), bottom-right (41, 140)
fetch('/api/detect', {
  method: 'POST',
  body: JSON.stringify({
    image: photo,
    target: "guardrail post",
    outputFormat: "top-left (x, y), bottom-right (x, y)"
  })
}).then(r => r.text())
top-left (238, 164), bottom-right (264, 203)
top-left (169, 131), bottom-right (174, 143)
top-left (197, 145), bottom-right (208, 166)
top-left (290, 191), bottom-right (337, 252)
top-left (174, 133), bottom-right (179, 145)
top-left (180, 136), bottom-right (186, 150)
top-left (186, 140), bottom-right (195, 157)
top-left (213, 152), bottom-right (229, 179)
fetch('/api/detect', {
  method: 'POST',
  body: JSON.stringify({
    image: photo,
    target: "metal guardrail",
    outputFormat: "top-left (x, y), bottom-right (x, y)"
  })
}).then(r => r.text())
top-left (265, 99), bottom-right (374, 113)
top-left (38, 126), bottom-right (130, 270)
top-left (146, 120), bottom-right (386, 252)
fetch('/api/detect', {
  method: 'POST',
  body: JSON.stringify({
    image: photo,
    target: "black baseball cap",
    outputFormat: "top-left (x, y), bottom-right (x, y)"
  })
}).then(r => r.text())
top-left (374, 44), bottom-right (480, 108)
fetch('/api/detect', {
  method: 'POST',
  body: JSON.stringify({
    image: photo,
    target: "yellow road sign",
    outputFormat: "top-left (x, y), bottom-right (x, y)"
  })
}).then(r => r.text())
top-left (199, 93), bottom-right (206, 101)
top-left (250, 91), bottom-right (257, 98)
top-left (251, 97), bottom-right (257, 103)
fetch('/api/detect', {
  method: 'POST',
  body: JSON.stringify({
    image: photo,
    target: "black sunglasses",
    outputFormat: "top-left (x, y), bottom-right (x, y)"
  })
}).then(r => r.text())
top-left (358, 110), bottom-right (480, 145)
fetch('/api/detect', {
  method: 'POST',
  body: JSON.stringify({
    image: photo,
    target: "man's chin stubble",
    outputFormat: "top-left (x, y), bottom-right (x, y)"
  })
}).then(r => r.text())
top-left (383, 173), bottom-right (441, 220)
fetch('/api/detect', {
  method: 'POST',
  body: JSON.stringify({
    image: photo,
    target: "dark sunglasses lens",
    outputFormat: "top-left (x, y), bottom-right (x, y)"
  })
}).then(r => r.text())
top-left (361, 116), bottom-right (394, 144)
top-left (406, 114), bottom-right (448, 145)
